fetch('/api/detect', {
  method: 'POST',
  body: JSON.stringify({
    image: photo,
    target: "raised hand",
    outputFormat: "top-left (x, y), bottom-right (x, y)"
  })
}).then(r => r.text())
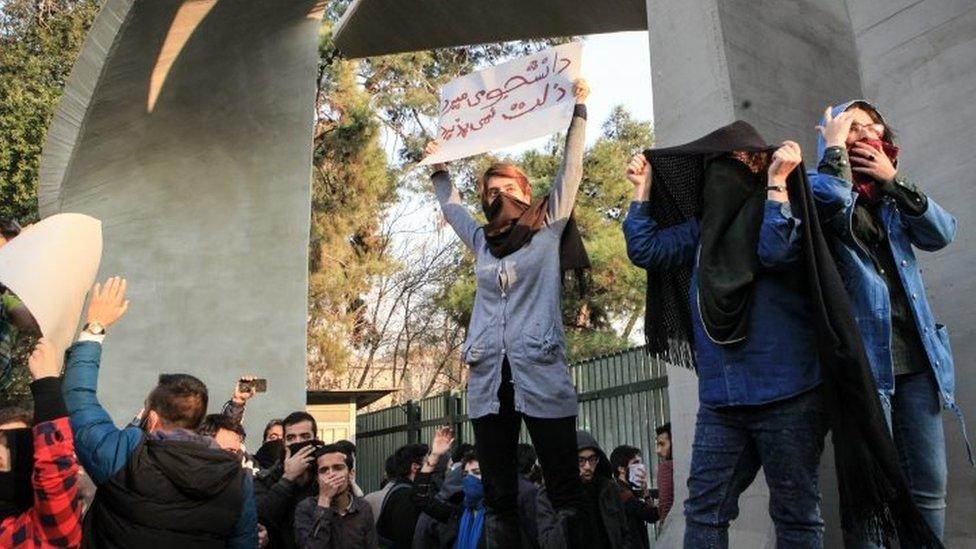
top-left (850, 141), bottom-right (897, 182)
top-left (429, 425), bottom-right (455, 458)
top-left (233, 375), bottom-right (259, 405)
top-left (28, 337), bottom-right (62, 380)
top-left (87, 276), bottom-right (130, 328)
top-left (815, 106), bottom-right (855, 149)
top-left (626, 153), bottom-right (651, 188)
top-left (573, 78), bottom-right (590, 104)
top-left (423, 141), bottom-right (448, 173)
top-left (767, 141), bottom-right (802, 184)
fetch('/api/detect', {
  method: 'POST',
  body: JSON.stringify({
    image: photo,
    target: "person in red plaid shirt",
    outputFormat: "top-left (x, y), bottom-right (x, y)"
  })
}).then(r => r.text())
top-left (0, 337), bottom-right (82, 548)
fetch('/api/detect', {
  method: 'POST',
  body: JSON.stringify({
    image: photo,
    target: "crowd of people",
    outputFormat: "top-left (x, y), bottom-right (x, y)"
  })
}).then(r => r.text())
top-left (0, 74), bottom-right (966, 549)
top-left (1, 213), bottom-right (674, 548)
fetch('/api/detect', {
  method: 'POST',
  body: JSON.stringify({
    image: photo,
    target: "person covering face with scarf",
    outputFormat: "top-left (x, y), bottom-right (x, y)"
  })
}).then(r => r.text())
top-left (811, 101), bottom-right (966, 548)
top-left (423, 78), bottom-right (591, 548)
top-left (622, 124), bottom-right (830, 548)
top-left (0, 338), bottom-right (82, 549)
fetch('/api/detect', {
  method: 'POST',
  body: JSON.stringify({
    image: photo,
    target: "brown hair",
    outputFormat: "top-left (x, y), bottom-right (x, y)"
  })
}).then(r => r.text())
top-left (729, 151), bottom-right (771, 176)
top-left (478, 163), bottom-right (531, 200)
top-left (147, 373), bottom-right (208, 430)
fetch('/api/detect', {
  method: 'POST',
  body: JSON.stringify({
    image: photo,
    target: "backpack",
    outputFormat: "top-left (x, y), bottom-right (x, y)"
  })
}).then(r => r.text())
top-left (376, 482), bottom-right (413, 548)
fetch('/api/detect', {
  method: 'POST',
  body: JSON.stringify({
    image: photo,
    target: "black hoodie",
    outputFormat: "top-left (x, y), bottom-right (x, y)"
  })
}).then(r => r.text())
top-left (537, 431), bottom-right (630, 549)
top-left (82, 434), bottom-right (246, 548)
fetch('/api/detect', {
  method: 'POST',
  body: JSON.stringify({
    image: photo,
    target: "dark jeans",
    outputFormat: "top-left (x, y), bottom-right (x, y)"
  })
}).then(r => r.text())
top-left (844, 371), bottom-right (947, 548)
top-left (684, 388), bottom-right (828, 549)
top-left (471, 359), bottom-right (584, 534)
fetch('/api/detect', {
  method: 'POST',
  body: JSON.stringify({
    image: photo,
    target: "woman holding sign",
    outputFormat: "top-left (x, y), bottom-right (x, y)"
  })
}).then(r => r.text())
top-left (424, 78), bottom-right (590, 548)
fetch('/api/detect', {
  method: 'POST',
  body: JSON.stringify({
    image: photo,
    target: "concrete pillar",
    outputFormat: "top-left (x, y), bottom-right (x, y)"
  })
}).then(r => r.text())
top-left (646, 1), bottom-right (863, 545)
top-left (845, 1), bottom-right (976, 544)
top-left (39, 0), bottom-right (325, 438)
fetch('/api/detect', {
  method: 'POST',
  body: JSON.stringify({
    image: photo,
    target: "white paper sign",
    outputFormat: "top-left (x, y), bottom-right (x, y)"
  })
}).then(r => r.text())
top-left (0, 213), bottom-right (102, 350)
top-left (421, 42), bottom-right (582, 165)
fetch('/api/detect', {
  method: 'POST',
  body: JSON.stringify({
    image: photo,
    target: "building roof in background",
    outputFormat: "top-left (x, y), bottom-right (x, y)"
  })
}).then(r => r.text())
top-left (307, 388), bottom-right (398, 409)
top-left (333, 0), bottom-right (646, 58)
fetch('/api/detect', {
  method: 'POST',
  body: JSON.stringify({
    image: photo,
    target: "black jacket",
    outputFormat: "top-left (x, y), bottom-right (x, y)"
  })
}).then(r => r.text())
top-left (537, 432), bottom-right (630, 549)
top-left (255, 463), bottom-right (317, 549)
top-left (615, 478), bottom-right (658, 549)
top-left (82, 437), bottom-right (246, 548)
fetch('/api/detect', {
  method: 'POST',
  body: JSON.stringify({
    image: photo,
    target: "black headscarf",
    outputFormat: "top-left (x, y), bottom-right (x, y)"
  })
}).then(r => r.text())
top-left (481, 191), bottom-right (590, 295)
top-left (641, 121), bottom-right (942, 547)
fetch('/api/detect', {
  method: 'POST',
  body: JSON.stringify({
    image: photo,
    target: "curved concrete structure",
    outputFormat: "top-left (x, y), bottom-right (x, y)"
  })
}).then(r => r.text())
top-left (40, 0), bottom-right (325, 439)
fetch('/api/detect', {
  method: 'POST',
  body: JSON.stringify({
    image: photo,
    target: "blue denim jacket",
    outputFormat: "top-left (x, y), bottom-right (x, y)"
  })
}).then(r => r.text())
top-left (808, 103), bottom-right (959, 407)
top-left (623, 199), bottom-right (821, 407)
top-left (62, 341), bottom-right (257, 547)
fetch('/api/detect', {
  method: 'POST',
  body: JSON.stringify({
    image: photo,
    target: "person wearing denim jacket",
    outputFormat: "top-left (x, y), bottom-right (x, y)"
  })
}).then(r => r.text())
top-left (622, 142), bottom-right (828, 548)
top-left (809, 101), bottom-right (969, 547)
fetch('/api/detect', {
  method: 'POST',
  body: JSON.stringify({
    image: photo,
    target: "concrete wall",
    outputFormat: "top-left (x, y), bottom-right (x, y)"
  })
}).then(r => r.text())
top-left (40, 0), bottom-right (324, 439)
top-left (649, 0), bottom-right (976, 545)
top-left (846, 0), bottom-right (976, 544)
top-left (647, 1), bottom-right (857, 545)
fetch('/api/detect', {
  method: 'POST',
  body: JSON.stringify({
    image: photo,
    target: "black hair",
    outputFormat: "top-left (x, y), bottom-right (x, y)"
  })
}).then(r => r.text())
top-left (379, 454), bottom-right (398, 489)
top-left (0, 218), bottom-right (22, 240)
top-left (451, 443), bottom-right (475, 464)
top-left (147, 374), bottom-right (208, 429)
top-left (846, 101), bottom-right (897, 145)
top-left (609, 445), bottom-right (642, 473)
top-left (282, 411), bottom-right (318, 436)
top-left (315, 443), bottom-right (354, 469)
top-left (655, 422), bottom-right (671, 438)
top-left (262, 419), bottom-right (283, 441)
top-left (516, 443), bottom-right (537, 476)
top-left (392, 443), bottom-right (428, 482)
top-left (334, 439), bottom-right (356, 457)
top-left (333, 439), bottom-right (357, 469)
top-left (0, 407), bottom-right (32, 427)
top-left (460, 450), bottom-right (479, 468)
top-left (198, 413), bottom-right (246, 441)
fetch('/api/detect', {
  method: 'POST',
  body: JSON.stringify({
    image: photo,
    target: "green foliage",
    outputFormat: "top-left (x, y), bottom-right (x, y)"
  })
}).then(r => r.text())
top-left (0, 0), bottom-right (99, 222)
top-left (0, 0), bottom-right (98, 406)
top-left (307, 21), bottom-right (398, 385)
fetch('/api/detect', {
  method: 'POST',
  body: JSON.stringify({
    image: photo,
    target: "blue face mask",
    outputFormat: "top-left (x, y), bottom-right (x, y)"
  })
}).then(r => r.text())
top-left (461, 473), bottom-right (484, 508)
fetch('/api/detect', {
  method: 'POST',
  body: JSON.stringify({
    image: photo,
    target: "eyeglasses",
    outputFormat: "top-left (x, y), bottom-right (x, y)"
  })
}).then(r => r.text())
top-left (849, 122), bottom-right (885, 137)
top-left (578, 455), bottom-right (600, 466)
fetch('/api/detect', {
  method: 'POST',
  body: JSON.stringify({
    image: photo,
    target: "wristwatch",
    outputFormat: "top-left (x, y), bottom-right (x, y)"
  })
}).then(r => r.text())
top-left (83, 322), bottom-right (106, 335)
top-left (766, 184), bottom-right (787, 193)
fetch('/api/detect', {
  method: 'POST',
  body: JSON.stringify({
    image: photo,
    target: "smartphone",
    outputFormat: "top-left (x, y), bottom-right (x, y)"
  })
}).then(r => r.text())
top-left (627, 462), bottom-right (647, 489)
top-left (239, 378), bottom-right (268, 393)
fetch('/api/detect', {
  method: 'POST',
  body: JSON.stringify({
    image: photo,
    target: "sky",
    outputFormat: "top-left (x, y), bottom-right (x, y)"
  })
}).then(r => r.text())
top-left (384, 31), bottom-right (655, 245)
top-left (494, 31), bottom-right (653, 156)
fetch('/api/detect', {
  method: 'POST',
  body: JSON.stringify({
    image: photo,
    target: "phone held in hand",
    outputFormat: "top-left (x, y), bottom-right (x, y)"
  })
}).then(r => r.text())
top-left (628, 461), bottom-right (646, 489)
top-left (239, 378), bottom-right (267, 393)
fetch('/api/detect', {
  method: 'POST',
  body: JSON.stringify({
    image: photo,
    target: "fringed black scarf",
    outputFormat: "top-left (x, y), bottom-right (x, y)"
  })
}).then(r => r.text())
top-left (482, 192), bottom-right (590, 296)
top-left (641, 120), bottom-right (942, 547)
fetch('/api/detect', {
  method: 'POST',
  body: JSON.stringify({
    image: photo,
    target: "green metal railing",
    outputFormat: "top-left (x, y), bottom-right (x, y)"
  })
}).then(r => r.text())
top-left (355, 346), bottom-right (670, 493)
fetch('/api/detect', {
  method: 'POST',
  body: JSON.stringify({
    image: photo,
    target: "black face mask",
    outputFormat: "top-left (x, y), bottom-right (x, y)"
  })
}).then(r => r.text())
top-left (253, 439), bottom-right (285, 470)
top-left (284, 440), bottom-right (323, 488)
top-left (0, 428), bottom-right (34, 520)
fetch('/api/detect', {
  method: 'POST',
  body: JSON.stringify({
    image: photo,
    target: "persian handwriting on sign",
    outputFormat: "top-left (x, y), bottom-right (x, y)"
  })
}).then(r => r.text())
top-left (420, 42), bottom-right (582, 165)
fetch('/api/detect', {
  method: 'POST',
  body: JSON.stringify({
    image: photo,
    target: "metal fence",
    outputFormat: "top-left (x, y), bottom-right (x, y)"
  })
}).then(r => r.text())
top-left (355, 346), bottom-right (670, 493)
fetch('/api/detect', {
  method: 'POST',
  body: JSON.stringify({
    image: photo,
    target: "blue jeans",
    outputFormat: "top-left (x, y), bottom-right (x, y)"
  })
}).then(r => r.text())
top-left (844, 371), bottom-right (947, 548)
top-left (684, 388), bottom-right (828, 548)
